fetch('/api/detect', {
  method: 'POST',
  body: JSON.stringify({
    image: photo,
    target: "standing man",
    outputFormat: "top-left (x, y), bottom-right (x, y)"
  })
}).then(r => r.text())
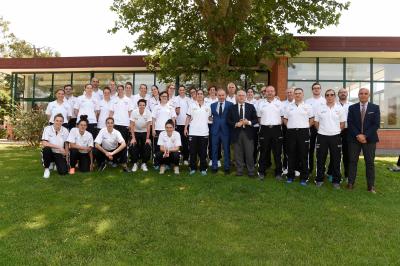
top-left (305, 83), bottom-right (326, 177)
top-left (226, 82), bottom-right (237, 104)
top-left (347, 88), bottom-right (380, 193)
top-left (175, 85), bottom-right (190, 165)
top-left (91, 77), bottom-right (103, 101)
top-left (210, 89), bottom-right (233, 174)
top-left (257, 85), bottom-right (284, 181)
top-left (314, 89), bottom-right (346, 189)
top-left (281, 87), bottom-right (295, 173)
top-left (227, 90), bottom-right (258, 177)
top-left (283, 88), bottom-right (314, 185)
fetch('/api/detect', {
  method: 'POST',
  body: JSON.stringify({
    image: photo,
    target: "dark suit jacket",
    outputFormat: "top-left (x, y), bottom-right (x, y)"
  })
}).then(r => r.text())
top-left (227, 102), bottom-right (258, 142)
top-left (210, 100), bottom-right (233, 136)
top-left (347, 102), bottom-right (380, 143)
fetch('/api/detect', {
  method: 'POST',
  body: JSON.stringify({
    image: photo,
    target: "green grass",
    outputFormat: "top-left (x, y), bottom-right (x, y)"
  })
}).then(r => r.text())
top-left (0, 144), bottom-right (399, 265)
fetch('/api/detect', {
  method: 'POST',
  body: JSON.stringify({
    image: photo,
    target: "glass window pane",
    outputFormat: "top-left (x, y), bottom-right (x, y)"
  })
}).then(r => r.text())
top-left (288, 58), bottom-right (317, 80)
top-left (319, 58), bottom-right (343, 80)
top-left (373, 82), bottom-right (400, 128)
top-left (114, 73), bottom-right (133, 87)
top-left (134, 73), bottom-right (155, 94)
top-left (72, 73), bottom-right (91, 96)
top-left (53, 73), bottom-right (72, 90)
top-left (94, 73), bottom-right (113, 88)
top-left (287, 81), bottom-right (315, 100)
top-left (373, 59), bottom-right (400, 81)
top-left (15, 74), bottom-right (32, 99)
top-left (346, 58), bottom-right (370, 81)
top-left (345, 81), bottom-right (370, 102)
top-left (34, 74), bottom-right (52, 99)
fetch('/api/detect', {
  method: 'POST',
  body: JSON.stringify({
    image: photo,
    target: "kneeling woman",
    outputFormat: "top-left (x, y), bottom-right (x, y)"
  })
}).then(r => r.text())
top-left (67, 115), bottom-right (94, 174)
top-left (41, 113), bottom-right (70, 178)
top-left (156, 119), bottom-right (181, 174)
top-left (93, 117), bottom-right (129, 172)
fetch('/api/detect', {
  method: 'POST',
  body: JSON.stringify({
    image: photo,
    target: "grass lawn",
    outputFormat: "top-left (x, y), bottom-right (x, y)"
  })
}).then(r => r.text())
top-left (0, 144), bottom-right (399, 265)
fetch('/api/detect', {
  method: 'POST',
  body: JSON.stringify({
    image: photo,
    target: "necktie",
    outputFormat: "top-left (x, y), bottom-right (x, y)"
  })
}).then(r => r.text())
top-left (361, 104), bottom-right (366, 133)
top-left (219, 102), bottom-right (223, 116)
top-left (239, 104), bottom-right (244, 120)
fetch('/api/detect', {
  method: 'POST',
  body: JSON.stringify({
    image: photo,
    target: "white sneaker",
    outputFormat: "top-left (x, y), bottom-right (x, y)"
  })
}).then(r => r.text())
top-left (43, 168), bottom-right (50, 179)
top-left (183, 160), bottom-right (189, 166)
top-left (209, 160), bottom-right (212, 166)
top-left (218, 160), bottom-right (222, 167)
top-left (295, 170), bottom-right (300, 177)
top-left (141, 163), bottom-right (148, 172)
top-left (174, 166), bottom-right (179, 174)
top-left (159, 165), bottom-right (166, 174)
top-left (49, 162), bottom-right (54, 170)
top-left (282, 169), bottom-right (288, 175)
top-left (131, 163), bottom-right (138, 172)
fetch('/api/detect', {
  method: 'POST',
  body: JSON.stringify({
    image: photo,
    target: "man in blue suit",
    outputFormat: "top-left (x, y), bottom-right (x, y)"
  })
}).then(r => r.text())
top-left (347, 88), bottom-right (380, 193)
top-left (210, 89), bottom-right (233, 174)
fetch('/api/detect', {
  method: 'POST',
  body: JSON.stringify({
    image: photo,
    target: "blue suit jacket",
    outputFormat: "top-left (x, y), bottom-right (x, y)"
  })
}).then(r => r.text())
top-left (210, 100), bottom-right (233, 136)
top-left (347, 102), bottom-right (380, 143)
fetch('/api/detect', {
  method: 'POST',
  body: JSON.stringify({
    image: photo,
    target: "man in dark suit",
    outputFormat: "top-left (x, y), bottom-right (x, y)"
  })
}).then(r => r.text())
top-left (210, 89), bottom-right (233, 174)
top-left (347, 88), bottom-right (380, 193)
top-left (227, 89), bottom-right (258, 177)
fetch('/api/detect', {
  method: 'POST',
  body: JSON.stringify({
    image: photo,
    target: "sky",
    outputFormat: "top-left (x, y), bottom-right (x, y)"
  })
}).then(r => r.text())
top-left (0, 0), bottom-right (399, 57)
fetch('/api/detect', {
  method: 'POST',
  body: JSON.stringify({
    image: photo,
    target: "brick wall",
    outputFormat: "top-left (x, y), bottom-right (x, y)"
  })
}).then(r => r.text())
top-left (377, 130), bottom-right (400, 150)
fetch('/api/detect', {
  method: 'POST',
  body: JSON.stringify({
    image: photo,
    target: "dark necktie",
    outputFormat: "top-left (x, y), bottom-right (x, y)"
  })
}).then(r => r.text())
top-left (361, 104), bottom-right (366, 133)
top-left (239, 104), bottom-right (244, 120)
top-left (219, 102), bottom-right (223, 116)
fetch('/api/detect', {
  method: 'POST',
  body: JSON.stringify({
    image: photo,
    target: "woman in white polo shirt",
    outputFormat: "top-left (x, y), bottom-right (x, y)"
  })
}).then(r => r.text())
top-left (41, 113), bottom-right (70, 178)
top-left (151, 91), bottom-right (177, 168)
top-left (45, 88), bottom-right (72, 128)
top-left (67, 115), bottom-right (94, 174)
top-left (156, 119), bottom-right (181, 174)
top-left (109, 84), bottom-right (134, 144)
top-left (97, 87), bottom-right (113, 129)
top-left (74, 84), bottom-right (100, 137)
top-left (129, 99), bottom-right (152, 172)
top-left (148, 85), bottom-right (160, 113)
top-left (94, 117), bottom-right (129, 172)
top-left (184, 89), bottom-right (211, 175)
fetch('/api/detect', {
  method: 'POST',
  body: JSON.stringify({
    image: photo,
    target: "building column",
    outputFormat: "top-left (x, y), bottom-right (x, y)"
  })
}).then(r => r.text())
top-left (270, 56), bottom-right (288, 100)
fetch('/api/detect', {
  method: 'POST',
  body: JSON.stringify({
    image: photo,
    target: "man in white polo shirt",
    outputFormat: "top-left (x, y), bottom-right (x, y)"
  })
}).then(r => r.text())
top-left (314, 89), bottom-right (346, 189)
top-left (174, 85), bottom-right (190, 165)
top-left (131, 84), bottom-right (150, 109)
top-left (257, 85), bottom-right (284, 181)
top-left (226, 82), bottom-right (237, 104)
top-left (283, 88), bottom-right (314, 186)
top-left (91, 77), bottom-right (103, 101)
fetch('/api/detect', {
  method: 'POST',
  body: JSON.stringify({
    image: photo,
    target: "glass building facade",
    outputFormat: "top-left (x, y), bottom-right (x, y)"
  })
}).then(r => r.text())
top-left (288, 57), bottom-right (400, 129)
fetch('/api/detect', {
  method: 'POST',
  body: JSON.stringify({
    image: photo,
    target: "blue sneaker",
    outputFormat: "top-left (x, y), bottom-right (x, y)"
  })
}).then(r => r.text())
top-left (286, 178), bottom-right (294, 184)
top-left (327, 175), bottom-right (333, 183)
top-left (189, 170), bottom-right (196, 175)
top-left (165, 165), bottom-right (170, 170)
top-left (154, 165), bottom-right (160, 170)
top-left (300, 181), bottom-right (307, 186)
top-left (201, 170), bottom-right (207, 176)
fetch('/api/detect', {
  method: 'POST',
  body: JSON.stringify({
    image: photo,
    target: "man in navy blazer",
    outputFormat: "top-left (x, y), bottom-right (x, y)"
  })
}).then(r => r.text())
top-left (227, 90), bottom-right (259, 176)
top-left (210, 89), bottom-right (233, 173)
top-left (347, 88), bottom-right (380, 193)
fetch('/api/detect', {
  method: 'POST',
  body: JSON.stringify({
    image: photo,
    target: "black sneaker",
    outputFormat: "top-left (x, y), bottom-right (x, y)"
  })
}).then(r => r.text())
top-left (98, 163), bottom-right (107, 172)
top-left (258, 172), bottom-right (265, 181)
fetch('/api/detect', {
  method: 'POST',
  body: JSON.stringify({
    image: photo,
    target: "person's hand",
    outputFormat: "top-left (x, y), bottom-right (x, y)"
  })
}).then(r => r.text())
top-left (163, 151), bottom-right (170, 158)
top-left (152, 130), bottom-right (156, 137)
top-left (145, 138), bottom-right (151, 145)
top-left (89, 163), bottom-right (94, 171)
top-left (356, 134), bottom-right (367, 143)
top-left (106, 152), bottom-right (113, 160)
top-left (130, 138), bottom-right (136, 145)
top-left (184, 127), bottom-right (188, 136)
top-left (209, 116), bottom-right (213, 122)
top-left (243, 119), bottom-right (250, 125)
top-left (235, 120), bottom-right (243, 128)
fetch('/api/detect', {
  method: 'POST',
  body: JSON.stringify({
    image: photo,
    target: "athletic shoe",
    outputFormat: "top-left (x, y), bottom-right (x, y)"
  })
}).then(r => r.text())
top-left (333, 183), bottom-right (341, 190)
top-left (159, 165), bottom-right (166, 174)
top-left (174, 166), bottom-right (179, 174)
top-left (69, 168), bottom-right (75, 175)
top-left (111, 163), bottom-right (118, 168)
top-left (295, 171), bottom-right (300, 177)
top-left (43, 168), bottom-right (50, 178)
top-left (183, 160), bottom-right (189, 166)
top-left (286, 178), bottom-right (293, 184)
top-left (208, 161), bottom-right (212, 166)
top-left (300, 181), bottom-right (307, 186)
top-left (123, 167), bottom-right (131, 173)
top-left (165, 165), bottom-right (170, 170)
top-left (282, 168), bottom-right (288, 175)
top-left (154, 165), bottom-right (160, 170)
top-left (98, 163), bottom-right (107, 172)
top-left (49, 162), bottom-right (54, 170)
top-left (389, 165), bottom-right (400, 172)
top-left (189, 170), bottom-right (196, 175)
top-left (141, 163), bottom-right (148, 172)
top-left (327, 175), bottom-right (333, 183)
top-left (218, 160), bottom-right (221, 167)
top-left (315, 181), bottom-right (324, 187)
top-left (131, 163), bottom-right (138, 172)
top-left (258, 172), bottom-right (265, 181)
top-left (201, 170), bottom-right (207, 176)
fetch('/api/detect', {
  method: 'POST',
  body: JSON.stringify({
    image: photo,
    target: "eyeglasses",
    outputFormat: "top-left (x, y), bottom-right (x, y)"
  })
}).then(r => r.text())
top-left (325, 94), bottom-right (335, 97)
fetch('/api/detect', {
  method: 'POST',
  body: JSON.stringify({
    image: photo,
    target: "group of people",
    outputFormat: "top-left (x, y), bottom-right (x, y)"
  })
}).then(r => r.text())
top-left (41, 77), bottom-right (381, 193)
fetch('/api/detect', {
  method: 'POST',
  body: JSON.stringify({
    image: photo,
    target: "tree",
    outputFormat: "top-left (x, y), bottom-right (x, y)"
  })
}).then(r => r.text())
top-left (110, 0), bottom-right (349, 87)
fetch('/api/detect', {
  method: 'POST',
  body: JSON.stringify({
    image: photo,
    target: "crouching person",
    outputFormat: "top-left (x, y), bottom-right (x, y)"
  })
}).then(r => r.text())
top-left (67, 115), bottom-right (94, 174)
top-left (93, 117), bottom-right (130, 172)
top-left (41, 113), bottom-right (69, 178)
top-left (156, 119), bottom-right (181, 174)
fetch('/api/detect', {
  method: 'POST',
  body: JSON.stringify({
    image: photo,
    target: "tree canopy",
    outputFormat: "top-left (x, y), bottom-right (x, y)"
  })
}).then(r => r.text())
top-left (110, 0), bottom-right (349, 87)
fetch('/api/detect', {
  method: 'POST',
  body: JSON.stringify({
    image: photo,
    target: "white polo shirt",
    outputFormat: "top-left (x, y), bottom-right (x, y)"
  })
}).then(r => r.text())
top-left (97, 99), bottom-right (113, 129)
top-left (45, 100), bottom-right (72, 123)
top-left (74, 95), bottom-right (100, 124)
top-left (157, 131), bottom-right (182, 150)
top-left (148, 97), bottom-right (159, 113)
top-left (315, 103), bottom-right (346, 136)
top-left (226, 95), bottom-right (237, 104)
top-left (131, 93), bottom-right (151, 109)
top-left (94, 128), bottom-right (125, 151)
top-left (305, 96), bottom-right (326, 117)
top-left (284, 102), bottom-right (314, 129)
top-left (64, 95), bottom-right (77, 118)
top-left (67, 128), bottom-right (94, 153)
top-left (339, 101), bottom-right (354, 128)
top-left (92, 89), bottom-right (104, 101)
top-left (257, 98), bottom-right (283, 126)
top-left (130, 109), bottom-right (152, 133)
top-left (152, 104), bottom-right (177, 131)
top-left (41, 125), bottom-right (69, 153)
top-left (186, 101), bottom-right (211, 136)
top-left (110, 96), bottom-right (133, 127)
top-left (175, 95), bottom-right (190, 126)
